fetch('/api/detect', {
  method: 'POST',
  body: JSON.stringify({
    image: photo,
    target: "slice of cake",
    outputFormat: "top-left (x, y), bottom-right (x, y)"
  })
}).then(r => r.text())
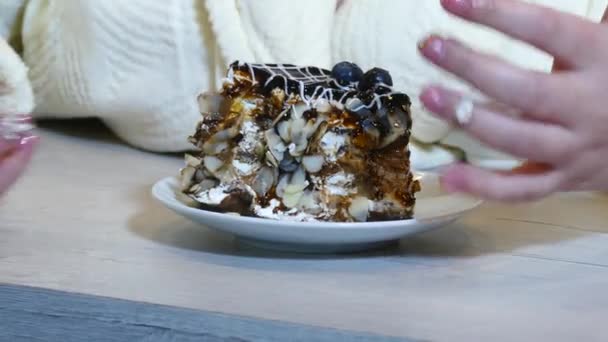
top-left (180, 61), bottom-right (420, 222)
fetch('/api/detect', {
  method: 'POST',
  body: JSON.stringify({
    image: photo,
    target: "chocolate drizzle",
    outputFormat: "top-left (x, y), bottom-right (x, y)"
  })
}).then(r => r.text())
top-left (227, 61), bottom-right (411, 112)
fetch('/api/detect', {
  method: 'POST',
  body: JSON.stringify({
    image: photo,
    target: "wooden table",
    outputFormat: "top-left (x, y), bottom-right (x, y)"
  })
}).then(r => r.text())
top-left (2, 120), bottom-right (607, 341)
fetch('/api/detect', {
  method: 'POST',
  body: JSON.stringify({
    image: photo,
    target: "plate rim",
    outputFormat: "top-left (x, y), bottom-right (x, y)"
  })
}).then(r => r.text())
top-left (151, 176), bottom-right (483, 229)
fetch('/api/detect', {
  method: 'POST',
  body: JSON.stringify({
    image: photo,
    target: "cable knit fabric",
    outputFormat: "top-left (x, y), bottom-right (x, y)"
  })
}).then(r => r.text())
top-left (20, 0), bottom-right (335, 151)
top-left (1, 0), bottom-right (605, 167)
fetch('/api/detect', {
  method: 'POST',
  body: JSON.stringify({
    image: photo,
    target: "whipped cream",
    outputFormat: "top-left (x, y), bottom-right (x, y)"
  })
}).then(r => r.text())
top-left (325, 171), bottom-right (356, 196)
top-left (254, 199), bottom-right (318, 222)
top-left (320, 131), bottom-right (345, 162)
top-left (194, 185), bottom-right (229, 205)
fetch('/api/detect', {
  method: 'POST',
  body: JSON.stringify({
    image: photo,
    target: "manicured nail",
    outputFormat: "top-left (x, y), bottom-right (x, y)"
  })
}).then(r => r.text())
top-left (420, 86), bottom-right (445, 111)
top-left (441, 0), bottom-right (471, 11)
top-left (418, 35), bottom-right (446, 63)
top-left (442, 0), bottom-right (493, 14)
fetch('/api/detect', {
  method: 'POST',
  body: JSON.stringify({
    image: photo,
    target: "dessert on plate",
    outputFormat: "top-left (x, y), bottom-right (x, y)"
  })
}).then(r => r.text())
top-left (179, 61), bottom-right (420, 222)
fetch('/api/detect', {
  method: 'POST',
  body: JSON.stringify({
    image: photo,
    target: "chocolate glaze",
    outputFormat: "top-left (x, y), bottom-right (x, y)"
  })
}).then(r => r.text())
top-left (228, 61), bottom-right (410, 109)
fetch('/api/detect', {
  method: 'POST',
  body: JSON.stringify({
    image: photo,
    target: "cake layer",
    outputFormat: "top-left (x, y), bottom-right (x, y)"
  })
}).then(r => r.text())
top-left (180, 61), bottom-right (420, 222)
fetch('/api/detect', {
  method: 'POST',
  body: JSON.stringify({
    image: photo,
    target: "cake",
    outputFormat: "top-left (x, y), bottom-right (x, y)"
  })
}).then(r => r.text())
top-left (179, 61), bottom-right (420, 222)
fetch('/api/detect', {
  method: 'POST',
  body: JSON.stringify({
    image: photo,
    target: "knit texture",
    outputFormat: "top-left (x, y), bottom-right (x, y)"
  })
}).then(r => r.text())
top-left (20, 0), bottom-right (335, 151)
top-left (4, 0), bottom-right (606, 164)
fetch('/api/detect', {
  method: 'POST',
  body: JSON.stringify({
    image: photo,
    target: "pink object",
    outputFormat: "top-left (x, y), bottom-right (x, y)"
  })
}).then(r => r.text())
top-left (0, 115), bottom-right (36, 194)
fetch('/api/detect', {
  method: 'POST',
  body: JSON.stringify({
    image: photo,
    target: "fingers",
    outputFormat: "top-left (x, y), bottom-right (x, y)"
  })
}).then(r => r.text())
top-left (420, 86), bottom-right (576, 163)
top-left (440, 162), bottom-right (562, 202)
top-left (0, 136), bottom-right (38, 194)
top-left (440, 0), bottom-right (600, 66)
top-left (418, 36), bottom-right (574, 124)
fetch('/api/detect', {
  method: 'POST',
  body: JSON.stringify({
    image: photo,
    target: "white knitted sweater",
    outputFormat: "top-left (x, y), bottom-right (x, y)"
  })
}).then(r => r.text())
top-left (1, 0), bottom-right (606, 166)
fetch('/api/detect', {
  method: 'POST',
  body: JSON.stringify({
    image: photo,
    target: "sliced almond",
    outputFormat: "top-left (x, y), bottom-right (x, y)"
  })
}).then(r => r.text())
top-left (302, 155), bottom-right (325, 173)
top-left (264, 129), bottom-right (287, 163)
top-left (197, 92), bottom-right (223, 114)
top-left (276, 174), bottom-right (289, 198)
top-left (194, 169), bottom-right (206, 183)
top-left (277, 120), bottom-right (291, 142)
top-left (289, 117), bottom-right (306, 143)
top-left (185, 154), bottom-right (202, 167)
top-left (303, 119), bottom-right (322, 139)
top-left (202, 141), bottom-right (229, 155)
top-left (272, 108), bottom-right (290, 127)
top-left (291, 103), bottom-right (308, 120)
top-left (314, 98), bottom-right (331, 113)
top-left (265, 151), bottom-right (279, 168)
top-left (203, 156), bottom-right (224, 172)
top-left (180, 166), bottom-right (196, 190)
top-left (289, 132), bottom-right (309, 157)
top-left (297, 190), bottom-right (317, 210)
top-left (199, 179), bottom-right (218, 192)
top-left (251, 166), bottom-right (276, 197)
top-left (349, 196), bottom-right (370, 222)
top-left (282, 191), bottom-right (303, 209)
top-left (290, 166), bottom-right (307, 190)
top-left (213, 126), bottom-right (240, 142)
top-left (189, 184), bottom-right (202, 194)
top-left (306, 121), bottom-right (328, 154)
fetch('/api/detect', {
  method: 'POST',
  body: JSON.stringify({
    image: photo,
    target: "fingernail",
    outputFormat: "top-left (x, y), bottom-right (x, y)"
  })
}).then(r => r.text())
top-left (441, 0), bottom-right (471, 11)
top-left (442, 0), bottom-right (492, 14)
top-left (420, 86), bottom-right (446, 112)
top-left (418, 35), bottom-right (446, 63)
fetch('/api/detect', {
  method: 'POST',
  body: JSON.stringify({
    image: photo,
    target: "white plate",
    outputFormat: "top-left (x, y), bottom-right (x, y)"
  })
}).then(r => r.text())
top-left (151, 173), bottom-right (482, 253)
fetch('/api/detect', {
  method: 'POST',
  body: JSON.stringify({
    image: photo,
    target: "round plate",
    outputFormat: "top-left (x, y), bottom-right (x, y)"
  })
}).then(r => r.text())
top-left (151, 173), bottom-right (482, 253)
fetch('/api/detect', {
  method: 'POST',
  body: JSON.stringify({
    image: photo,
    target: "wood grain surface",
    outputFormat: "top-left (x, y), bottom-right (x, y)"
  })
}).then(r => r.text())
top-left (1, 284), bottom-right (412, 341)
top-left (1, 120), bottom-right (607, 342)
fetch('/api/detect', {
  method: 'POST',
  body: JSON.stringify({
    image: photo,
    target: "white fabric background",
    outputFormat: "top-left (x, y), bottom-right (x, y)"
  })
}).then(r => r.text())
top-left (1, 0), bottom-right (606, 168)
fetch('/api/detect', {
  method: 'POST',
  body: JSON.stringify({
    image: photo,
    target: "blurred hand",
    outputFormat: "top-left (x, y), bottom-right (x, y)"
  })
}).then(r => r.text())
top-left (0, 116), bottom-right (37, 195)
top-left (418, 0), bottom-right (608, 202)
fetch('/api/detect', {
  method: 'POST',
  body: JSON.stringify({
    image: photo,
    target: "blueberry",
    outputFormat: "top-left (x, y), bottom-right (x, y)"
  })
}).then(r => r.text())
top-left (361, 118), bottom-right (381, 139)
top-left (390, 93), bottom-right (411, 108)
top-left (331, 61), bottom-right (364, 86)
top-left (358, 67), bottom-right (393, 92)
top-left (279, 152), bottom-right (299, 172)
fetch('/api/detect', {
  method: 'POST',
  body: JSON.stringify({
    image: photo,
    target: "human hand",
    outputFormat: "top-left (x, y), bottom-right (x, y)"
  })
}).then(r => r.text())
top-left (0, 116), bottom-right (37, 195)
top-left (418, 0), bottom-right (608, 202)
